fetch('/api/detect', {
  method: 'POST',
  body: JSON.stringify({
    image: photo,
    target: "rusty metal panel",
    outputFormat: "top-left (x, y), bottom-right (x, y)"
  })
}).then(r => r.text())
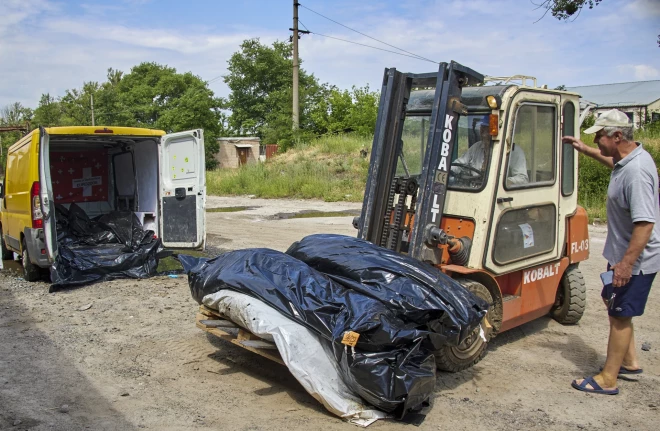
top-left (265, 144), bottom-right (278, 159)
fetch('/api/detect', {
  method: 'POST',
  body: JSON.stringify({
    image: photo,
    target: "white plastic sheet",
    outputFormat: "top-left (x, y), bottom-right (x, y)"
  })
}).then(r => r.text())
top-left (202, 291), bottom-right (388, 427)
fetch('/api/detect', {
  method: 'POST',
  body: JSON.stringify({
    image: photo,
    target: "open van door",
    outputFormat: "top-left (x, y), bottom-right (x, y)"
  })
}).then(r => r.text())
top-left (39, 127), bottom-right (58, 262)
top-left (159, 129), bottom-right (206, 249)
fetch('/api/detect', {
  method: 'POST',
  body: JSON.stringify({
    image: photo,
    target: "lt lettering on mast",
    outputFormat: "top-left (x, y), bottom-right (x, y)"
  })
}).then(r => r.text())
top-left (431, 114), bottom-right (453, 223)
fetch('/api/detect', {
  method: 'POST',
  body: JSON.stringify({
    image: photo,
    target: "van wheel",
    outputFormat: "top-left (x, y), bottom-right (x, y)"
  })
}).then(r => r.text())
top-left (435, 279), bottom-right (493, 373)
top-left (21, 238), bottom-right (41, 282)
top-left (551, 265), bottom-right (586, 325)
top-left (1, 229), bottom-right (13, 260)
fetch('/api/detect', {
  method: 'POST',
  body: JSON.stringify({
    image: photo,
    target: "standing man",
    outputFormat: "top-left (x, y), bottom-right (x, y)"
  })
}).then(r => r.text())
top-left (563, 109), bottom-right (660, 395)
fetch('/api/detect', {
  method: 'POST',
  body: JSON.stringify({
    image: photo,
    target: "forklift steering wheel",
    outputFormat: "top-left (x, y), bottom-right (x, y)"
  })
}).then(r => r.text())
top-left (450, 163), bottom-right (484, 178)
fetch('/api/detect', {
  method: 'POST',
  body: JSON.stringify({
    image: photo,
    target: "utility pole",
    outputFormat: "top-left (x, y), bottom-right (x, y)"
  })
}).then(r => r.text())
top-left (290, 1), bottom-right (309, 131)
top-left (91, 94), bottom-right (95, 126)
top-left (292, 0), bottom-right (300, 130)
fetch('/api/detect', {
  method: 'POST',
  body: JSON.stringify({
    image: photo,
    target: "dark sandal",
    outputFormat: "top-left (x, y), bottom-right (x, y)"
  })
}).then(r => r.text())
top-left (571, 376), bottom-right (619, 395)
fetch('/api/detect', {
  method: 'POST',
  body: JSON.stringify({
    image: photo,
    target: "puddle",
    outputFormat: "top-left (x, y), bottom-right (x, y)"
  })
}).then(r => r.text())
top-left (206, 206), bottom-right (258, 213)
top-left (271, 209), bottom-right (361, 220)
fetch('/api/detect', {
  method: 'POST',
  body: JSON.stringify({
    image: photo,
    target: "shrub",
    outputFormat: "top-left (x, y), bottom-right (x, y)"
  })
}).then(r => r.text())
top-left (207, 133), bottom-right (371, 202)
top-left (577, 132), bottom-right (660, 222)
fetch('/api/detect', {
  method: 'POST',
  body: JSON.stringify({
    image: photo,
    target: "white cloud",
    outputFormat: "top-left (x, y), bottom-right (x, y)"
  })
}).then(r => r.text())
top-left (0, 0), bottom-right (57, 34)
top-left (0, 2), bottom-right (265, 107)
top-left (626, 0), bottom-right (660, 17)
top-left (0, 0), bottom-right (658, 110)
top-left (632, 65), bottom-right (660, 80)
top-left (44, 19), bottom-right (247, 54)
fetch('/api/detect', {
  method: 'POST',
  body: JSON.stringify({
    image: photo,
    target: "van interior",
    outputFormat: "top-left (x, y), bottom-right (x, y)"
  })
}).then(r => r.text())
top-left (48, 135), bottom-right (160, 233)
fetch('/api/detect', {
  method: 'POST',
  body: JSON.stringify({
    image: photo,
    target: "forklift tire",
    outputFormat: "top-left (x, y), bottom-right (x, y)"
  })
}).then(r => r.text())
top-left (435, 279), bottom-right (494, 373)
top-left (1, 228), bottom-right (13, 260)
top-left (550, 265), bottom-right (586, 325)
top-left (21, 238), bottom-right (41, 282)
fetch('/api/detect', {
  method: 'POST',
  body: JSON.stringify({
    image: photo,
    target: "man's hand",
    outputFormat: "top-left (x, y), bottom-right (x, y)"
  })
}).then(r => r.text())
top-left (562, 135), bottom-right (614, 169)
top-left (561, 136), bottom-right (588, 153)
top-left (611, 261), bottom-right (633, 287)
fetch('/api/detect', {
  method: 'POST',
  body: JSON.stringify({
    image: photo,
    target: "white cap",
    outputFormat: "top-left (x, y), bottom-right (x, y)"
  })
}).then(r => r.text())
top-left (584, 109), bottom-right (631, 134)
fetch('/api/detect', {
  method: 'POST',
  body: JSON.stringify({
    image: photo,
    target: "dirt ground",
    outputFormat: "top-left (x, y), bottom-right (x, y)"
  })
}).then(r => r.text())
top-left (1, 196), bottom-right (659, 431)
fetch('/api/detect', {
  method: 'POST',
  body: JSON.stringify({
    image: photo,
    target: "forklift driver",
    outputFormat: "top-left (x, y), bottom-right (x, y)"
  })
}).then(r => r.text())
top-left (451, 116), bottom-right (528, 187)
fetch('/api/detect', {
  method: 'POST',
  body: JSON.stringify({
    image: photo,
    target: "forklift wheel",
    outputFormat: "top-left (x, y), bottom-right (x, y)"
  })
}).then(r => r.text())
top-left (551, 265), bottom-right (586, 325)
top-left (435, 279), bottom-right (493, 373)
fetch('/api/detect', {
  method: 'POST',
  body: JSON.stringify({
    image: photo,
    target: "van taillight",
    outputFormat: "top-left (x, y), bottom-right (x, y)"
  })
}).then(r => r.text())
top-left (31, 181), bottom-right (43, 229)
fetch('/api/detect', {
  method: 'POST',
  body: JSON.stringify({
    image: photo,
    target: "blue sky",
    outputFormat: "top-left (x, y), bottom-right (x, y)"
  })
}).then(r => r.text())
top-left (1, 0), bottom-right (659, 109)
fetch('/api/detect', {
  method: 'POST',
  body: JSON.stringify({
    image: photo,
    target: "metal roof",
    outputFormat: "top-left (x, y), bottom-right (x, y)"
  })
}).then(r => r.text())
top-left (566, 80), bottom-right (660, 108)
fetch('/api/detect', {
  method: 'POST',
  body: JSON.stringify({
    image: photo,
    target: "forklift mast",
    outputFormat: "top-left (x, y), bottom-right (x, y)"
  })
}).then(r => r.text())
top-left (356, 61), bottom-right (484, 264)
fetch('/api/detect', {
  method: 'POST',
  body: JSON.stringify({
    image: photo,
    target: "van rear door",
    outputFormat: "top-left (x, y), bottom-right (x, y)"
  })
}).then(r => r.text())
top-left (159, 130), bottom-right (206, 249)
top-left (38, 128), bottom-right (58, 261)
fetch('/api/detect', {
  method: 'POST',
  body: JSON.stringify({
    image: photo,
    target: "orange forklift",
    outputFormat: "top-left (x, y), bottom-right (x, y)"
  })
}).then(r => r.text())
top-left (353, 61), bottom-right (590, 371)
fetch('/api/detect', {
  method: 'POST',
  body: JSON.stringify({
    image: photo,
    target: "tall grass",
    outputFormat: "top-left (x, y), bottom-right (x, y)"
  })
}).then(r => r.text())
top-left (206, 128), bottom-right (660, 219)
top-left (207, 134), bottom-right (371, 202)
top-left (577, 129), bottom-right (660, 222)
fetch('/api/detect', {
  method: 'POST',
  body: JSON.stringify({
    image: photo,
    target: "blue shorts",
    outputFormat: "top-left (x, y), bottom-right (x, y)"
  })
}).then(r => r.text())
top-left (601, 266), bottom-right (656, 317)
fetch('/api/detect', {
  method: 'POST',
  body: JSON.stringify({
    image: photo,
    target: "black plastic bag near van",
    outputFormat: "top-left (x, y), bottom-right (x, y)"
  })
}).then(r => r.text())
top-left (285, 234), bottom-right (489, 349)
top-left (180, 249), bottom-right (436, 417)
top-left (50, 204), bottom-right (163, 288)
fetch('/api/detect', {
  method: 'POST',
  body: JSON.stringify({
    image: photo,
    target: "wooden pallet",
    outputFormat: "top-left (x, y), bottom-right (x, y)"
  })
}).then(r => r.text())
top-left (196, 305), bottom-right (285, 365)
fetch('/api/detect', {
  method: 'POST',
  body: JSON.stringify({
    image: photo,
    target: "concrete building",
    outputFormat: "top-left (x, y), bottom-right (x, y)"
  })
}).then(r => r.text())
top-left (215, 137), bottom-right (261, 169)
top-left (567, 80), bottom-right (660, 129)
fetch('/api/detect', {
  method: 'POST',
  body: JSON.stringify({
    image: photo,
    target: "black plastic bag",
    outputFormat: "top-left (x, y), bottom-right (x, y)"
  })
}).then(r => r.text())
top-left (98, 212), bottom-right (153, 250)
top-left (55, 204), bottom-right (118, 246)
top-left (180, 249), bottom-right (436, 416)
top-left (51, 203), bottom-right (162, 288)
top-left (285, 234), bottom-right (489, 349)
top-left (51, 240), bottom-right (163, 287)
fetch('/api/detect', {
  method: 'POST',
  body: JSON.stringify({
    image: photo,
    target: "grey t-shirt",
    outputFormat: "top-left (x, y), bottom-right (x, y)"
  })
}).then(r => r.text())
top-left (604, 142), bottom-right (660, 275)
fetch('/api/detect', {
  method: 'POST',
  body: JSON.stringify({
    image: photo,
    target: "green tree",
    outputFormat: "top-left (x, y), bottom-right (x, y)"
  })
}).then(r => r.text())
top-left (223, 38), bottom-right (323, 148)
top-left (59, 81), bottom-right (100, 126)
top-left (0, 102), bottom-right (33, 170)
top-left (308, 85), bottom-right (379, 136)
top-left (540, 0), bottom-right (604, 20)
top-left (32, 93), bottom-right (63, 127)
top-left (95, 68), bottom-right (133, 126)
top-left (116, 62), bottom-right (225, 168)
top-left (27, 63), bottom-right (224, 168)
top-left (0, 102), bottom-right (32, 126)
top-left (346, 85), bottom-right (379, 136)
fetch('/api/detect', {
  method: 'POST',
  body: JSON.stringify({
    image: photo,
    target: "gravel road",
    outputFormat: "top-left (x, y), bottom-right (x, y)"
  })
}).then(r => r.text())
top-left (1, 196), bottom-right (658, 430)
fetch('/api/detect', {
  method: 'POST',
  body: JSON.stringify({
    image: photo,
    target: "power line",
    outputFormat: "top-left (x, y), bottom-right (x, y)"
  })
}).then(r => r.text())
top-left (207, 74), bottom-right (224, 84)
top-left (299, 3), bottom-right (437, 63)
top-left (298, 19), bottom-right (310, 32)
top-left (308, 32), bottom-right (438, 63)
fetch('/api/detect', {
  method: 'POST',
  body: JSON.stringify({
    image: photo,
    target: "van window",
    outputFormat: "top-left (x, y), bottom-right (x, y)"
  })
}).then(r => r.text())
top-left (561, 102), bottom-right (576, 196)
top-left (505, 104), bottom-right (556, 189)
top-left (168, 138), bottom-right (198, 180)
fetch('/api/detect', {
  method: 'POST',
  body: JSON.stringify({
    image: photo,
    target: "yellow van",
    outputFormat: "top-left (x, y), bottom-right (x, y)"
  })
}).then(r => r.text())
top-left (0, 126), bottom-right (206, 281)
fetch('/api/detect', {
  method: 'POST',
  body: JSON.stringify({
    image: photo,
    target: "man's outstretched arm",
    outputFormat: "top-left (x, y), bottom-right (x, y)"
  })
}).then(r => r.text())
top-left (562, 136), bottom-right (614, 169)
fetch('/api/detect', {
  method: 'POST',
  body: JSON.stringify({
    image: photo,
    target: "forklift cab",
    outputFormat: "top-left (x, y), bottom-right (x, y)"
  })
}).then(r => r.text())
top-left (355, 63), bottom-right (589, 372)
